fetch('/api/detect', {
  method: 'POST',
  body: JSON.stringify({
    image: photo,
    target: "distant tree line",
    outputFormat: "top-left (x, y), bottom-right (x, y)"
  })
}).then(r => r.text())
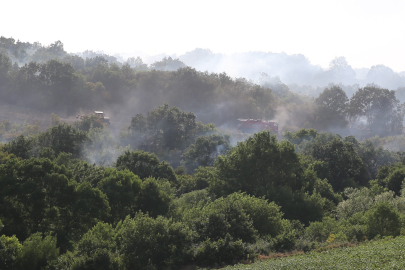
top-left (1, 40), bottom-right (404, 137)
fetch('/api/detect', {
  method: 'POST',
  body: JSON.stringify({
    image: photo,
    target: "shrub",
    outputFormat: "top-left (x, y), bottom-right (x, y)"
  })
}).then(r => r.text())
top-left (195, 234), bottom-right (250, 266)
top-left (117, 214), bottom-right (192, 270)
top-left (364, 201), bottom-right (401, 239)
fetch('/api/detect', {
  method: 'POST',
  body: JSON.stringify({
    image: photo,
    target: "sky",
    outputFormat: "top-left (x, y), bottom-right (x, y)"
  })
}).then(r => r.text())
top-left (2, 0), bottom-right (405, 71)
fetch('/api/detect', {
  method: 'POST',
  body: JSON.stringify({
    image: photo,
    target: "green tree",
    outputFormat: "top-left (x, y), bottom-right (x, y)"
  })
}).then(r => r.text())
top-left (17, 233), bottom-right (59, 270)
top-left (284, 128), bottom-right (318, 145)
top-left (0, 158), bottom-right (74, 240)
top-left (0, 235), bottom-right (21, 270)
top-left (2, 135), bottom-right (33, 159)
top-left (211, 131), bottom-right (301, 197)
top-left (314, 85), bottom-right (349, 130)
top-left (188, 192), bottom-right (285, 239)
top-left (136, 177), bottom-right (174, 217)
top-left (358, 140), bottom-right (399, 180)
top-left (97, 168), bottom-right (141, 224)
top-left (127, 104), bottom-right (200, 152)
top-left (115, 150), bottom-right (177, 184)
top-left (70, 222), bottom-right (122, 270)
top-left (182, 133), bottom-right (231, 171)
top-left (348, 86), bottom-right (404, 135)
top-left (375, 163), bottom-right (405, 196)
top-left (303, 136), bottom-right (368, 191)
top-left (36, 124), bottom-right (89, 158)
top-left (364, 201), bottom-right (401, 239)
top-left (117, 214), bottom-right (192, 270)
top-left (0, 158), bottom-right (110, 250)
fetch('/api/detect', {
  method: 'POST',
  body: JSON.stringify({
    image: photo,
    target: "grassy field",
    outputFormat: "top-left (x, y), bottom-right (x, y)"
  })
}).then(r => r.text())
top-left (220, 236), bottom-right (405, 270)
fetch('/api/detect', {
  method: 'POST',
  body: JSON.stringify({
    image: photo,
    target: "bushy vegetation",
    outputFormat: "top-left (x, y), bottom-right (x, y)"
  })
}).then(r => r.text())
top-left (2, 36), bottom-right (405, 269)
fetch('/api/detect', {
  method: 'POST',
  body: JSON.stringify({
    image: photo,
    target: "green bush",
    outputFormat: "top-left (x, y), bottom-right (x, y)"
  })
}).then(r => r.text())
top-left (364, 201), bottom-right (402, 239)
top-left (117, 214), bottom-right (192, 270)
top-left (17, 233), bottom-right (59, 270)
top-left (195, 234), bottom-right (250, 267)
top-left (0, 235), bottom-right (21, 270)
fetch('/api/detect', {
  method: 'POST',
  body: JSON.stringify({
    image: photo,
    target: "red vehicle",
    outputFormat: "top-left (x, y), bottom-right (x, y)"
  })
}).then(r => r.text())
top-left (237, 119), bottom-right (278, 133)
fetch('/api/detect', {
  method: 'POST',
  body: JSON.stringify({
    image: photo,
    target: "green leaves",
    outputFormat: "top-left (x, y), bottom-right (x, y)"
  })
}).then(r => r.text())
top-left (348, 86), bottom-right (404, 135)
top-left (364, 201), bottom-right (401, 239)
top-left (212, 131), bottom-right (300, 197)
top-left (115, 150), bottom-right (177, 184)
top-left (117, 214), bottom-right (192, 270)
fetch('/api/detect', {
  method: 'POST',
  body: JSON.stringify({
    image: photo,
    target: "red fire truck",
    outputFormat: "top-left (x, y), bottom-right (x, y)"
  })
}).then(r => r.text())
top-left (237, 119), bottom-right (278, 133)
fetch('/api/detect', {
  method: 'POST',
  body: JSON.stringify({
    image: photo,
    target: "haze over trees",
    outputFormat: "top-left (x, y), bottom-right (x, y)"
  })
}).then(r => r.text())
top-left (2, 36), bottom-right (405, 269)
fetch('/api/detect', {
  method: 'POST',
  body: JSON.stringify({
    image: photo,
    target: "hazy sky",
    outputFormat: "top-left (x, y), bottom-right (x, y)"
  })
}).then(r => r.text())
top-left (2, 0), bottom-right (405, 71)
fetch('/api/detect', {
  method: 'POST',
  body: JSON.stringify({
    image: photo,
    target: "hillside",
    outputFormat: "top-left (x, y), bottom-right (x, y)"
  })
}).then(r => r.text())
top-left (220, 236), bottom-right (405, 270)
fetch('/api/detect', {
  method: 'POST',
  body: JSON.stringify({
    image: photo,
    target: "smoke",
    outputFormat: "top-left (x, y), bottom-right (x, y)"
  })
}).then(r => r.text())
top-left (177, 50), bottom-right (405, 92)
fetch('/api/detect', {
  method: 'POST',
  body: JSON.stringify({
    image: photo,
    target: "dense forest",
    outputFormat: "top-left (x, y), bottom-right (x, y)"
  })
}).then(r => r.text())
top-left (2, 37), bottom-right (405, 269)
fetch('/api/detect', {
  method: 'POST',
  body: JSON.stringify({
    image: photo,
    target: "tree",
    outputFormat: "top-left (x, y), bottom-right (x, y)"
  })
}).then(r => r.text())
top-left (17, 233), bottom-right (59, 270)
top-left (327, 56), bottom-right (356, 85)
top-left (30, 40), bottom-right (67, 63)
top-left (150, 56), bottom-right (187, 71)
top-left (0, 158), bottom-right (110, 250)
top-left (127, 104), bottom-right (200, 152)
top-left (303, 136), bottom-right (368, 191)
top-left (2, 135), bottom-right (33, 159)
top-left (364, 201), bottom-right (401, 239)
top-left (0, 53), bottom-right (12, 97)
top-left (284, 128), bottom-right (318, 145)
top-left (97, 168), bottom-right (141, 224)
top-left (195, 192), bottom-right (285, 239)
top-left (0, 158), bottom-right (74, 240)
top-left (115, 150), bottom-right (177, 184)
top-left (358, 140), bottom-right (399, 180)
top-left (125, 56), bottom-right (148, 71)
top-left (314, 85), bottom-right (349, 130)
top-left (182, 133), bottom-right (231, 171)
top-left (70, 222), bottom-right (122, 270)
top-left (0, 234), bottom-right (21, 270)
top-left (211, 131), bottom-right (301, 197)
top-left (117, 214), bottom-right (192, 270)
top-left (375, 163), bottom-right (405, 196)
top-left (348, 86), bottom-right (404, 135)
top-left (136, 177), bottom-right (174, 217)
top-left (367, 65), bottom-right (404, 90)
top-left (36, 124), bottom-right (89, 158)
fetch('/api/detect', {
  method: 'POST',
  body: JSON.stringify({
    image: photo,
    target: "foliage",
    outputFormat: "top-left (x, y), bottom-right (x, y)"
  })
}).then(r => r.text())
top-left (314, 85), bottom-right (349, 130)
top-left (182, 133), bottom-right (231, 171)
top-left (136, 177), bottom-right (174, 218)
top-left (364, 201), bottom-right (402, 239)
top-left (348, 86), bottom-right (404, 135)
top-left (211, 131), bottom-right (301, 197)
top-left (0, 157), bottom-right (110, 248)
top-left (115, 150), bottom-right (177, 184)
top-left (17, 233), bottom-right (59, 270)
top-left (76, 114), bottom-right (105, 132)
top-left (284, 128), bottom-right (318, 145)
top-left (150, 57), bottom-right (186, 71)
top-left (96, 168), bottom-right (142, 224)
top-left (300, 134), bottom-right (368, 191)
top-left (36, 124), bottom-right (89, 158)
top-left (195, 234), bottom-right (250, 267)
top-left (375, 163), bottom-right (405, 195)
top-left (69, 222), bottom-right (122, 270)
top-left (117, 214), bottom-right (192, 270)
top-left (127, 104), bottom-right (212, 153)
top-left (0, 234), bottom-right (21, 270)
